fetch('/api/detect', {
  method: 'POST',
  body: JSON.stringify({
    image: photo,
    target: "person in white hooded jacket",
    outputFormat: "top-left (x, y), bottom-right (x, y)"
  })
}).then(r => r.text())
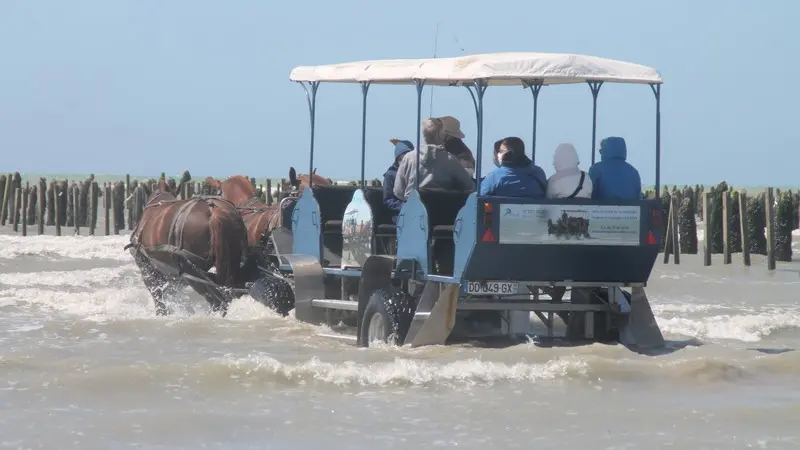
top-left (546, 143), bottom-right (593, 199)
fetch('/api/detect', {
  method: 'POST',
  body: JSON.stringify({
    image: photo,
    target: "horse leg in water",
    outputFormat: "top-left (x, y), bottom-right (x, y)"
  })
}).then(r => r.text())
top-left (132, 251), bottom-right (183, 315)
top-left (185, 279), bottom-right (232, 317)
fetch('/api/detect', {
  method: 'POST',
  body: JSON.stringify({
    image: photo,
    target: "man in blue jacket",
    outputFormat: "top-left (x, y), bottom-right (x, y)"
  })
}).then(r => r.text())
top-left (383, 138), bottom-right (414, 213)
top-left (479, 137), bottom-right (547, 197)
top-left (588, 137), bottom-right (642, 200)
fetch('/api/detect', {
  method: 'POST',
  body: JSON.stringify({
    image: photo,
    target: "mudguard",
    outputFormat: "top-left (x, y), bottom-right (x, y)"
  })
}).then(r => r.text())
top-left (283, 253), bottom-right (326, 324)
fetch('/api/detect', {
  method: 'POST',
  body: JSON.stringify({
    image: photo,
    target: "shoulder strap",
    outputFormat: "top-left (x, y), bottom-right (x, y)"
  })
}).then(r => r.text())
top-left (566, 172), bottom-right (586, 199)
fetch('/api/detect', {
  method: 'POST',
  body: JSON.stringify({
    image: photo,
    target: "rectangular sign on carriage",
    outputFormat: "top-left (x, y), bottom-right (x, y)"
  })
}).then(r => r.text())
top-left (497, 204), bottom-right (641, 246)
top-left (465, 281), bottom-right (520, 295)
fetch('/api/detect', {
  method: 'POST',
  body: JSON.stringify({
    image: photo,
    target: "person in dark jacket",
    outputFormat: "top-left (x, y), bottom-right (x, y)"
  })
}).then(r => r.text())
top-left (383, 138), bottom-right (414, 212)
top-left (587, 136), bottom-right (642, 200)
top-left (479, 137), bottom-right (547, 197)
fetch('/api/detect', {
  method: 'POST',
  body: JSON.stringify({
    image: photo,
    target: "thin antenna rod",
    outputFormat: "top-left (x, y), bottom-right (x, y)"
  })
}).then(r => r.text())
top-left (428, 22), bottom-right (439, 117)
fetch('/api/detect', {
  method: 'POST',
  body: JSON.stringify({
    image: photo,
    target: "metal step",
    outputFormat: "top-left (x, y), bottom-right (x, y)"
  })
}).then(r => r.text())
top-left (311, 298), bottom-right (359, 311)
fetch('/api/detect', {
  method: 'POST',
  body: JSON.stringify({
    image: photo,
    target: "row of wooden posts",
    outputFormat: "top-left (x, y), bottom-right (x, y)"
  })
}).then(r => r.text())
top-left (660, 186), bottom-right (795, 270)
top-left (1, 173), bottom-right (796, 271)
top-left (0, 173), bottom-right (288, 237)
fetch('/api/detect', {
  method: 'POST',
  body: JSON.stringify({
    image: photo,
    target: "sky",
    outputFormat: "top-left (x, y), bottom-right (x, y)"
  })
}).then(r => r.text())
top-left (0, 0), bottom-right (798, 187)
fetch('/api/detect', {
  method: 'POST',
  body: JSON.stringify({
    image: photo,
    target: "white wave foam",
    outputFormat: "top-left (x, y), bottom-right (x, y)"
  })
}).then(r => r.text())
top-left (0, 234), bottom-right (131, 261)
top-left (0, 286), bottom-right (153, 319)
top-left (651, 302), bottom-right (739, 314)
top-left (0, 266), bottom-right (130, 288)
top-left (222, 354), bottom-right (588, 387)
top-left (658, 311), bottom-right (800, 342)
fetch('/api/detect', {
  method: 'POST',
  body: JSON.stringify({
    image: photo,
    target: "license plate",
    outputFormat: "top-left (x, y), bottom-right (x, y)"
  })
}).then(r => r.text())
top-left (465, 281), bottom-right (519, 295)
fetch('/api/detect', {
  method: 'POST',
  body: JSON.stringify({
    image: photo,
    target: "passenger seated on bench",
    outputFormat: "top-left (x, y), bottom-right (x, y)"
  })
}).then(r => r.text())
top-left (383, 138), bottom-right (414, 213)
top-left (393, 117), bottom-right (475, 202)
top-left (439, 116), bottom-right (476, 177)
top-left (479, 136), bottom-right (547, 197)
top-left (546, 143), bottom-right (593, 199)
top-left (587, 136), bottom-right (642, 200)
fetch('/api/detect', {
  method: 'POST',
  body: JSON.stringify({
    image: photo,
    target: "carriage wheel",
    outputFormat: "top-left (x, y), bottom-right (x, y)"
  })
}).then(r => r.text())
top-left (359, 287), bottom-right (414, 347)
top-left (248, 276), bottom-right (295, 316)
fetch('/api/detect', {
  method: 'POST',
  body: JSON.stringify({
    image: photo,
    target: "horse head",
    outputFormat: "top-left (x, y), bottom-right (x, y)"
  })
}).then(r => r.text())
top-left (220, 175), bottom-right (258, 207)
top-left (203, 176), bottom-right (222, 195)
top-left (145, 178), bottom-right (177, 206)
top-left (281, 167), bottom-right (332, 199)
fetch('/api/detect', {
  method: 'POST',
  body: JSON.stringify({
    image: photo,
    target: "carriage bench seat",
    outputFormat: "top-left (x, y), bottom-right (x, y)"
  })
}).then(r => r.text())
top-left (377, 224), bottom-right (397, 235)
top-left (324, 220), bottom-right (342, 233)
top-left (432, 225), bottom-right (454, 239)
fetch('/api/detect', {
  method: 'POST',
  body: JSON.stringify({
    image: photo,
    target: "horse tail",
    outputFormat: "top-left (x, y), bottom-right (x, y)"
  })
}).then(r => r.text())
top-left (208, 203), bottom-right (247, 287)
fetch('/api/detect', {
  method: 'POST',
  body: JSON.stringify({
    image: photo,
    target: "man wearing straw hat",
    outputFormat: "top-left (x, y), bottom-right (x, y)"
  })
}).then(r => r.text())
top-left (439, 115), bottom-right (476, 177)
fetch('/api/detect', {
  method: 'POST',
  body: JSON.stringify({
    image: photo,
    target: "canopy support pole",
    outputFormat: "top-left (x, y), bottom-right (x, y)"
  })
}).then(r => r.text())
top-left (414, 79), bottom-right (426, 189)
top-left (468, 80), bottom-right (489, 186)
top-left (523, 80), bottom-right (543, 164)
top-left (650, 83), bottom-right (661, 195)
top-left (588, 81), bottom-right (603, 165)
top-left (359, 81), bottom-right (371, 187)
top-left (299, 81), bottom-right (320, 188)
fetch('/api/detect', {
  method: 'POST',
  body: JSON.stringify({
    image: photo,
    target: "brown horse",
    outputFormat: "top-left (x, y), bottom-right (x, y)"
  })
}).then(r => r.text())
top-left (219, 168), bottom-right (332, 249)
top-left (126, 178), bottom-right (250, 316)
top-left (280, 167), bottom-right (333, 193)
top-left (219, 175), bottom-right (287, 251)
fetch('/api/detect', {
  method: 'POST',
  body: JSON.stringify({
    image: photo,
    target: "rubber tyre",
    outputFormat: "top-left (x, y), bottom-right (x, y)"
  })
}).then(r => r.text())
top-left (248, 276), bottom-right (295, 317)
top-left (359, 287), bottom-right (414, 347)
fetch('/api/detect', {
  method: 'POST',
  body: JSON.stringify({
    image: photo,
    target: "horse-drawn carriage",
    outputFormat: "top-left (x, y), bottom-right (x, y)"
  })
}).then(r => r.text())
top-left (130, 51), bottom-right (667, 351)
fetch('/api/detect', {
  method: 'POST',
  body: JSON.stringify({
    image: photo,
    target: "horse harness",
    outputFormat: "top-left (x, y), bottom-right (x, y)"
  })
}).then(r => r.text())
top-left (126, 196), bottom-right (235, 258)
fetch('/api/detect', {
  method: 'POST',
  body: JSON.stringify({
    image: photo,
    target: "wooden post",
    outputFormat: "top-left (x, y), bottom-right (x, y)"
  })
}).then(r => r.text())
top-left (722, 191), bottom-right (731, 264)
top-left (54, 184), bottom-right (61, 236)
top-left (104, 183), bottom-right (111, 236)
top-left (671, 195), bottom-right (680, 264)
top-left (12, 187), bottom-right (21, 232)
top-left (21, 187), bottom-right (28, 236)
top-left (37, 180), bottom-right (45, 235)
top-left (181, 181), bottom-right (189, 200)
top-left (765, 187), bottom-right (775, 271)
top-left (738, 192), bottom-right (751, 266)
top-left (111, 183), bottom-right (119, 235)
top-left (73, 186), bottom-right (80, 235)
top-left (703, 192), bottom-right (711, 266)
top-left (266, 179), bottom-right (273, 205)
top-left (88, 182), bottom-right (96, 236)
top-left (0, 173), bottom-right (11, 226)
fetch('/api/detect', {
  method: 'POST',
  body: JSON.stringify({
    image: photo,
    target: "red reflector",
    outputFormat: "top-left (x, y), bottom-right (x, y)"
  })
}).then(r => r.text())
top-left (482, 228), bottom-right (497, 243)
top-left (646, 231), bottom-right (657, 245)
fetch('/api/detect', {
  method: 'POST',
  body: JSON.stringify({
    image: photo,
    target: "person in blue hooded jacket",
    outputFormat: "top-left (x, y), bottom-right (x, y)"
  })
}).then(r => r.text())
top-left (382, 138), bottom-right (414, 212)
top-left (587, 137), bottom-right (642, 200)
top-left (479, 136), bottom-right (547, 197)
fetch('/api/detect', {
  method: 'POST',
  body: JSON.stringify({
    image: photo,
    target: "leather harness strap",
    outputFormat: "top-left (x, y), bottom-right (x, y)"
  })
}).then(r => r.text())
top-left (168, 198), bottom-right (202, 249)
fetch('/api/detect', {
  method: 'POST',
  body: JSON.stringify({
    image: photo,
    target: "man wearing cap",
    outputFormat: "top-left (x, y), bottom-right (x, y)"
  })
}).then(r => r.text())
top-left (393, 118), bottom-right (475, 202)
top-left (383, 138), bottom-right (414, 213)
top-left (439, 116), bottom-right (476, 177)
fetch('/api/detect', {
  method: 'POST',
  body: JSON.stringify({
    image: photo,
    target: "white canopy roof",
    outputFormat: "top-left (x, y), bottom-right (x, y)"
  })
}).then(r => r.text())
top-left (289, 52), bottom-right (663, 86)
